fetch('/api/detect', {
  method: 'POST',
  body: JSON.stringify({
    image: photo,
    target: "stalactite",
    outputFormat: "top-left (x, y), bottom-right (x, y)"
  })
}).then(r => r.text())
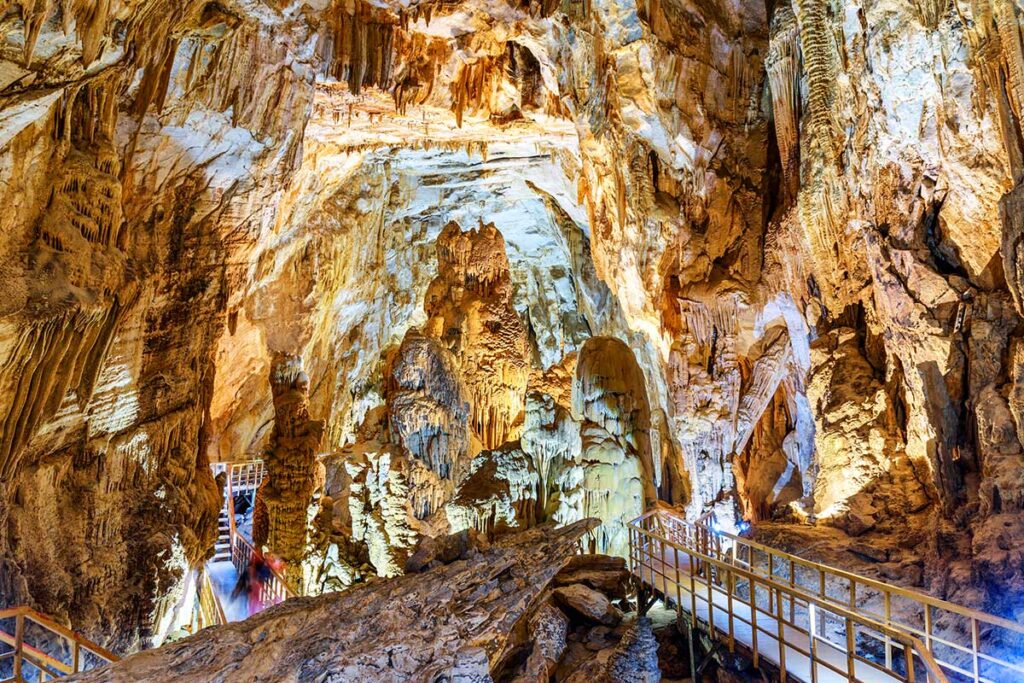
top-left (766, 4), bottom-right (801, 187)
top-left (914, 0), bottom-right (948, 28)
top-left (449, 56), bottom-right (509, 127)
top-left (327, 0), bottom-right (397, 96)
top-left (993, 0), bottom-right (1024, 121)
top-left (75, 0), bottom-right (112, 65)
top-left (0, 298), bottom-right (130, 480)
top-left (793, 0), bottom-right (842, 160)
top-left (733, 328), bottom-right (792, 454)
top-left (16, 0), bottom-right (53, 66)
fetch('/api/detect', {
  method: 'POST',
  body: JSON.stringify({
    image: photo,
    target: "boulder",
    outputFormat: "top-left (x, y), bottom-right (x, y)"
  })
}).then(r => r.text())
top-left (405, 528), bottom-right (489, 573)
top-left (553, 584), bottom-right (623, 626)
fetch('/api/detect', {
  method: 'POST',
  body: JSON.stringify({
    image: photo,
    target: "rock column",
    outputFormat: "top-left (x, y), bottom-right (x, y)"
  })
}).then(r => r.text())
top-left (259, 354), bottom-right (325, 586)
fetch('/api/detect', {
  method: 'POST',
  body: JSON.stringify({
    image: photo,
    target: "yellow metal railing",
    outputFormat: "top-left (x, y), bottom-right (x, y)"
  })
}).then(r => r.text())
top-left (681, 509), bottom-right (1024, 683)
top-left (194, 566), bottom-right (227, 630)
top-left (631, 509), bottom-right (953, 683)
top-left (0, 607), bottom-right (117, 682)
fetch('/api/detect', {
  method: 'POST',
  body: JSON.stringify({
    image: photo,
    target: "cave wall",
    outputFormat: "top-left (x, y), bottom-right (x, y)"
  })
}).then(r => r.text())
top-left (0, 1), bottom-right (320, 647)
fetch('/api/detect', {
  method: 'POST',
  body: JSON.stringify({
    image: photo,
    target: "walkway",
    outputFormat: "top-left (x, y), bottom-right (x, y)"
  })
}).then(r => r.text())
top-left (206, 560), bottom-right (249, 623)
top-left (0, 607), bottom-right (117, 681)
top-left (629, 508), bottom-right (1024, 683)
top-left (636, 542), bottom-right (898, 683)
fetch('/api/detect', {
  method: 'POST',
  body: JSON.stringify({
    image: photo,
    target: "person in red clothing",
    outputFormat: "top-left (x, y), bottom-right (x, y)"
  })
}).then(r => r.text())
top-left (264, 554), bottom-right (286, 606)
top-left (246, 551), bottom-right (271, 615)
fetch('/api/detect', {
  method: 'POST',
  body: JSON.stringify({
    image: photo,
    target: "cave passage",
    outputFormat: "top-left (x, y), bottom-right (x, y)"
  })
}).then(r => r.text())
top-left (2, 0), bottom-right (1024, 681)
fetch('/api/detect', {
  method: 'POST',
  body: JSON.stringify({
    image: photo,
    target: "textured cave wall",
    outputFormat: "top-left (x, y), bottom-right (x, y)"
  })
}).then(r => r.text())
top-left (339, 0), bottom-right (1024, 618)
top-left (208, 81), bottom-right (594, 464)
top-left (0, 1), bottom-right (320, 648)
top-left (753, 0), bottom-right (1024, 617)
top-left (574, 337), bottom-right (656, 556)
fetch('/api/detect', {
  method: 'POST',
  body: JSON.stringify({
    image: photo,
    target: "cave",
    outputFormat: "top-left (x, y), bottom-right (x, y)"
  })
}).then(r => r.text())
top-left (2, 0), bottom-right (1024, 681)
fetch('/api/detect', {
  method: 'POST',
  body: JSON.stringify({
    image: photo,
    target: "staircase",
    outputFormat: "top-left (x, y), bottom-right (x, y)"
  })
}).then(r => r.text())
top-left (213, 508), bottom-right (231, 562)
top-left (629, 508), bottom-right (1024, 683)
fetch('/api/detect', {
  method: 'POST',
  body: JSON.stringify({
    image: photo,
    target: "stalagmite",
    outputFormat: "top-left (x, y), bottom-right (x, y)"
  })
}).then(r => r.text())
top-left (257, 355), bottom-right (325, 587)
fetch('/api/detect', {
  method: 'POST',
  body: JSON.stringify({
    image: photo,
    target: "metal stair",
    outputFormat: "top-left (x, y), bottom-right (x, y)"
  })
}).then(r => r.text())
top-left (213, 508), bottom-right (231, 562)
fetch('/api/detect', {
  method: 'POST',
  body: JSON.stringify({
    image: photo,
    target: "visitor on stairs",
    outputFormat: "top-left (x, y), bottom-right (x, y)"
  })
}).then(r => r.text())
top-left (232, 549), bottom-right (286, 616)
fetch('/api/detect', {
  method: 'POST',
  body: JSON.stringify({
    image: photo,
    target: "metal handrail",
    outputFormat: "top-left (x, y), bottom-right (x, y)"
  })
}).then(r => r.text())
top-left (630, 513), bottom-right (947, 683)
top-left (684, 510), bottom-right (1024, 634)
top-left (635, 508), bottom-right (1024, 683)
top-left (0, 606), bottom-right (117, 681)
top-left (683, 511), bottom-right (1024, 682)
top-left (195, 566), bottom-right (227, 629)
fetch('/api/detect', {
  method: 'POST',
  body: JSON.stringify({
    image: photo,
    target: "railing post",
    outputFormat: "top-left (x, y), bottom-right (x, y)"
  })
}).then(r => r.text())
top-left (750, 576), bottom-right (759, 667)
top-left (885, 590), bottom-right (893, 671)
top-left (628, 526), bottom-right (634, 582)
top-left (924, 604), bottom-right (933, 659)
top-left (673, 538), bottom-right (683, 621)
top-left (776, 587), bottom-right (787, 680)
top-left (726, 566), bottom-right (735, 652)
top-left (789, 558), bottom-right (796, 623)
top-left (846, 615), bottom-right (855, 680)
top-left (706, 555), bottom-right (715, 634)
top-left (72, 640), bottom-right (81, 673)
top-left (13, 611), bottom-right (24, 681)
top-left (809, 602), bottom-right (818, 683)
top-left (688, 550), bottom-right (698, 629)
top-left (971, 617), bottom-right (979, 683)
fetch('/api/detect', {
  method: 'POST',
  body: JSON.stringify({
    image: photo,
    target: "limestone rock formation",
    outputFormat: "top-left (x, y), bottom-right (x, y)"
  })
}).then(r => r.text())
top-left (67, 521), bottom-right (597, 682)
top-left (255, 354), bottom-right (325, 588)
top-left (424, 221), bottom-right (531, 450)
top-left (807, 328), bottom-right (931, 535)
top-left (387, 331), bottom-right (471, 493)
